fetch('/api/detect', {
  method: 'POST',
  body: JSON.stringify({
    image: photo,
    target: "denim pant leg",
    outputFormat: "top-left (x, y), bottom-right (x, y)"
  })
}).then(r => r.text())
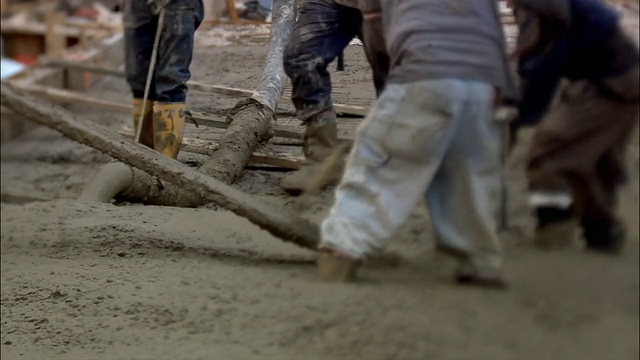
top-left (283, 0), bottom-right (362, 120)
top-left (425, 82), bottom-right (503, 275)
top-left (124, 1), bottom-right (158, 100)
top-left (154, 0), bottom-right (204, 103)
top-left (246, 0), bottom-right (272, 16)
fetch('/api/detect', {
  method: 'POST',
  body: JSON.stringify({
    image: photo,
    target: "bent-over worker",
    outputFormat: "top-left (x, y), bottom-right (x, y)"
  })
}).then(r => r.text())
top-left (509, 0), bottom-right (639, 253)
top-left (317, 0), bottom-right (519, 288)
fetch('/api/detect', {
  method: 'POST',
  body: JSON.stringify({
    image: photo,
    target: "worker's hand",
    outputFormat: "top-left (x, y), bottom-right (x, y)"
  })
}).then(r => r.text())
top-left (147, 0), bottom-right (170, 14)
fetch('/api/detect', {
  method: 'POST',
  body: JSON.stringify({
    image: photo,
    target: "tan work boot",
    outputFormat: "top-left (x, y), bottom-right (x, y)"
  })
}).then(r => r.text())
top-left (533, 218), bottom-right (580, 250)
top-left (281, 112), bottom-right (341, 195)
top-left (152, 102), bottom-right (186, 159)
top-left (132, 98), bottom-right (155, 148)
top-left (317, 249), bottom-right (361, 282)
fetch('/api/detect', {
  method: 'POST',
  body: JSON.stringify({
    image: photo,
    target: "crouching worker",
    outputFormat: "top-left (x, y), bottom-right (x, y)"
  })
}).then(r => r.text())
top-left (317, 0), bottom-right (519, 288)
top-left (509, 0), bottom-right (639, 253)
top-left (123, 0), bottom-right (204, 158)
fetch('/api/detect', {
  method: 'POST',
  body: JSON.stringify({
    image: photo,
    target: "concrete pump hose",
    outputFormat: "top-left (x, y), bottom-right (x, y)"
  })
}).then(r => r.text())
top-left (78, 161), bottom-right (134, 203)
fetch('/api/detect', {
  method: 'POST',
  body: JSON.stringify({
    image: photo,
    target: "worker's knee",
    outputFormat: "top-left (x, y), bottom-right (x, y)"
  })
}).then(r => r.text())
top-left (150, 1), bottom-right (202, 103)
top-left (283, 31), bottom-right (324, 78)
top-left (155, 39), bottom-right (193, 102)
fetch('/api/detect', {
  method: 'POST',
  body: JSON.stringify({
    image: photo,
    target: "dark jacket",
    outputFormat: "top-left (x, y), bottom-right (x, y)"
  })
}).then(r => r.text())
top-left (514, 0), bottom-right (639, 126)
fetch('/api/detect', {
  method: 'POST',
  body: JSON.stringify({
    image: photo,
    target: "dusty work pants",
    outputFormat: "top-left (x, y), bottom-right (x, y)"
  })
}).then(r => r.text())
top-left (321, 79), bottom-right (504, 275)
top-left (527, 65), bottom-right (639, 240)
top-left (283, 0), bottom-right (363, 120)
top-left (123, 0), bottom-right (204, 103)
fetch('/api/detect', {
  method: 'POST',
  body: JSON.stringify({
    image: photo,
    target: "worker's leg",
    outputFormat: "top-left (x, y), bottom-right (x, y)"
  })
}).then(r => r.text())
top-left (257, 0), bottom-right (273, 16)
top-left (425, 82), bottom-right (504, 282)
top-left (527, 76), bottom-right (638, 253)
top-left (359, 1), bottom-right (389, 96)
top-left (242, 0), bottom-right (272, 20)
top-left (281, 0), bottom-right (363, 194)
top-left (123, 1), bottom-right (157, 148)
top-left (319, 79), bottom-right (472, 281)
top-left (152, 0), bottom-right (204, 158)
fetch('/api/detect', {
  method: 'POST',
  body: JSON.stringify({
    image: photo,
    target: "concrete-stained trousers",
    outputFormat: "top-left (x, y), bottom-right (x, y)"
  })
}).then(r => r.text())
top-left (527, 65), bottom-right (639, 241)
top-left (283, 0), bottom-right (388, 121)
top-left (123, 0), bottom-right (204, 103)
top-left (321, 79), bottom-right (504, 275)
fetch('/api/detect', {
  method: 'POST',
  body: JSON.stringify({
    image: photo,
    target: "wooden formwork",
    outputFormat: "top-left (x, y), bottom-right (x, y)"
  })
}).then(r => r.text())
top-left (1, 30), bottom-right (124, 144)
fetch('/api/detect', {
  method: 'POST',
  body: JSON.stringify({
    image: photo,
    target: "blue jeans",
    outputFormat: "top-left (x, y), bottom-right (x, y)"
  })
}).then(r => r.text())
top-left (283, 0), bottom-right (362, 121)
top-left (124, 0), bottom-right (204, 103)
top-left (244, 0), bottom-right (272, 17)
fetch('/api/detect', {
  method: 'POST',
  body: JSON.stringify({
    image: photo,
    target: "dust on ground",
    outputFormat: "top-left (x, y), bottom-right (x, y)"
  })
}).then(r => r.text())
top-left (2, 22), bottom-right (640, 360)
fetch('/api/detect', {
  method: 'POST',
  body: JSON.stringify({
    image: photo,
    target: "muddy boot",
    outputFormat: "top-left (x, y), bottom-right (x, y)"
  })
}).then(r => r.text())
top-left (455, 260), bottom-right (509, 290)
top-left (152, 102), bottom-right (186, 159)
top-left (281, 112), bottom-right (340, 195)
top-left (317, 249), bottom-right (361, 282)
top-left (132, 98), bottom-right (155, 148)
top-left (584, 221), bottom-right (626, 255)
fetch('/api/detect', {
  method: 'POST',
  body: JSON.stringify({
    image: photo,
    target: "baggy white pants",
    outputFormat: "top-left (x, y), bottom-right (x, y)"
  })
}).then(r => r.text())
top-left (320, 79), bottom-right (503, 274)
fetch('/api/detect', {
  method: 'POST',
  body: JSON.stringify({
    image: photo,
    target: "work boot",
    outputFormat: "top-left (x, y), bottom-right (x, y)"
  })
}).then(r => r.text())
top-left (317, 248), bottom-right (361, 282)
top-left (281, 111), bottom-right (341, 195)
top-left (152, 102), bottom-right (186, 159)
top-left (132, 98), bottom-right (155, 148)
top-left (454, 260), bottom-right (509, 290)
top-left (584, 221), bottom-right (626, 255)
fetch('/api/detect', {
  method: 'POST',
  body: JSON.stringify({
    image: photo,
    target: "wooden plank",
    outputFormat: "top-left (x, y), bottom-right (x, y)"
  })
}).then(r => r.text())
top-left (39, 58), bottom-right (371, 117)
top-left (45, 10), bottom-right (69, 57)
top-left (1, 83), bottom-right (320, 250)
top-left (1, 21), bottom-right (108, 38)
top-left (118, 128), bottom-right (303, 170)
top-left (11, 82), bottom-right (358, 143)
top-left (225, 0), bottom-right (239, 23)
top-left (205, 18), bottom-right (269, 25)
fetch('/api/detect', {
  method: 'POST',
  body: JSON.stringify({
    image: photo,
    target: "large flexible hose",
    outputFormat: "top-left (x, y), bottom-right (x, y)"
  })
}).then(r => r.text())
top-left (78, 161), bottom-right (133, 202)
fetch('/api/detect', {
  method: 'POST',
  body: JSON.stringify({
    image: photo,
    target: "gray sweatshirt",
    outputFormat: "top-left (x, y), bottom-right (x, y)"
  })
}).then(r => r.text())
top-left (380, 0), bottom-right (519, 102)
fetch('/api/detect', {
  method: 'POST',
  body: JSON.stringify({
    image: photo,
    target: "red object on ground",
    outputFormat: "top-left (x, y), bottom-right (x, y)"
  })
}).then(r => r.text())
top-left (13, 54), bottom-right (37, 66)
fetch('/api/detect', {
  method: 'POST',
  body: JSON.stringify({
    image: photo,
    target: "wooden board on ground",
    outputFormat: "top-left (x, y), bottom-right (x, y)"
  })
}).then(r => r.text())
top-left (38, 59), bottom-right (371, 117)
top-left (11, 82), bottom-right (357, 144)
top-left (118, 128), bottom-right (303, 170)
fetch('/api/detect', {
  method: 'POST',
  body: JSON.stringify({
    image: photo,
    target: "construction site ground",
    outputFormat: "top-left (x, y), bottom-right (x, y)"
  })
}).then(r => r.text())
top-left (2, 12), bottom-right (640, 360)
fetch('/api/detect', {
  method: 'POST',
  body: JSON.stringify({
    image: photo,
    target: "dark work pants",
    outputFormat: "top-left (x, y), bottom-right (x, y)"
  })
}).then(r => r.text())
top-left (123, 0), bottom-right (204, 103)
top-left (283, 0), bottom-right (363, 121)
top-left (527, 65), bottom-right (639, 241)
